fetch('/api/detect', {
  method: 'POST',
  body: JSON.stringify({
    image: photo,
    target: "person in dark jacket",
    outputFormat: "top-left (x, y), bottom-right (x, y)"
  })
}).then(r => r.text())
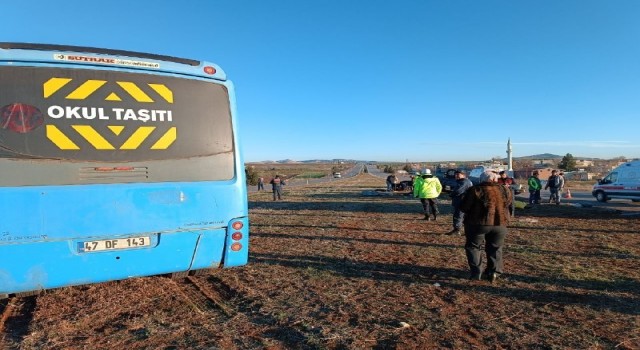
top-left (459, 170), bottom-right (513, 282)
top-left (447, 170), bottom-right (473, 235)
top-left (498, 170), bottom-right (517, 216)
top-left (270, 175), bottom-right (286, 201)
top-left (544, 170), bottom-right (564, 205)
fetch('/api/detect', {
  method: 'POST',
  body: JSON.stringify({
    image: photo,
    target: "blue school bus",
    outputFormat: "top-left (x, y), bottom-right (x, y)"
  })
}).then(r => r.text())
top-left (0, 43), bottom-right (249, 297)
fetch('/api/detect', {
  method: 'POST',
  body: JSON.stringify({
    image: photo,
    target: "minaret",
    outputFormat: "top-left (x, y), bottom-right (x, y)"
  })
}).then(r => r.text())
top-left (507, 138), bottom-right (513, 171)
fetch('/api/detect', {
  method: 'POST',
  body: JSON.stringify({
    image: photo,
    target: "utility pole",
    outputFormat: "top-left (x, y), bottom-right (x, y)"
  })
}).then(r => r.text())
top-left (507, 138), bottom-right (513, 171)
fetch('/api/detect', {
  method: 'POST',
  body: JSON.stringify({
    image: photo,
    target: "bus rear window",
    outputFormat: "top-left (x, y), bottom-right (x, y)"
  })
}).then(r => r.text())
top-left (0, 66), bottom-right (233, 162)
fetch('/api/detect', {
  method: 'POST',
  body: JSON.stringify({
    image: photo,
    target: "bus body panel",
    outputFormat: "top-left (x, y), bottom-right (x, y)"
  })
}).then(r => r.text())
top-left (0, 181), bottom-right (246, 241)
top-left (0, 231), bottom-right (210, 294)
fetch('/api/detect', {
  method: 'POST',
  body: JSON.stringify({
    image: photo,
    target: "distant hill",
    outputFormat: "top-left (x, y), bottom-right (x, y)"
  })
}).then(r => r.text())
top-left (249, 155), bottom-right (611, 164)
top-left (514, 153), bottom-right (562, 159)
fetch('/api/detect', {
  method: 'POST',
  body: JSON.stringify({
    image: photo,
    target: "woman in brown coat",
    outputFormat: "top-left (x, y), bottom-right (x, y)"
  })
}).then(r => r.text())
top-left (459, 170), bottom-right (513, 282)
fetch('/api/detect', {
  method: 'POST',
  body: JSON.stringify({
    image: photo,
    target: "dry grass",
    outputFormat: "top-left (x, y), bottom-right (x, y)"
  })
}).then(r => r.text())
top-left (16, 171), bottom-right (640, 349)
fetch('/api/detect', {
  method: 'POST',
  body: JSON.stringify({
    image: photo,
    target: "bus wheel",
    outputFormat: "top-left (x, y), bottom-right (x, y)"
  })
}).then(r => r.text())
top-left (595, 191), bottom-right (608, 202)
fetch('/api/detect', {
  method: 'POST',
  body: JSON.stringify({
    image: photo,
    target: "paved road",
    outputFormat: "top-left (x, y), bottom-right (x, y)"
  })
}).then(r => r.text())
top-left (247, 163), bottom-right (365, 193)
top-left (518, 188), bottom-right (640, 213)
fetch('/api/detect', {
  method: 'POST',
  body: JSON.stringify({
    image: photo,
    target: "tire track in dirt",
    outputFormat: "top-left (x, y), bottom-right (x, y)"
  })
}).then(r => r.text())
top-left (168, 276), bottom-right (235, 321)
top-left (0, 296), bottom-right (37, 349)
top-left (173, 274), bottom-right (324, 349)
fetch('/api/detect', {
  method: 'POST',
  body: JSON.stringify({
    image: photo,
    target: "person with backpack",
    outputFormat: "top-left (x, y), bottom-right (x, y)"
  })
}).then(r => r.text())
top-left (544, 170), bottom-right (564, 205)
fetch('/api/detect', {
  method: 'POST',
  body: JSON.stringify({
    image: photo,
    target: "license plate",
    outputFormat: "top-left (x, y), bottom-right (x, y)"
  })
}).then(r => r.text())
top-left (82, 236), bottom-right (150, 252)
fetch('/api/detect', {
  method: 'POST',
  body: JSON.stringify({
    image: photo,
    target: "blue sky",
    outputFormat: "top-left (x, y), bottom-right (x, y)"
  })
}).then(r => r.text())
top-left (3, 1), bottom-right (639, 162)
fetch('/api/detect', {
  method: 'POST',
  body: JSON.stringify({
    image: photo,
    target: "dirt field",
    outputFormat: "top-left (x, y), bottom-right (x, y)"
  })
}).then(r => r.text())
top-left (2, 172), bottom-right (639, 349)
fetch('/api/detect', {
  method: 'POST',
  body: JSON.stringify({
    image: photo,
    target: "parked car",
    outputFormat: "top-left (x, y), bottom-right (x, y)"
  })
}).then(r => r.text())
top-left (468, 165), bottom-right (509, 185)
top-left (435, 168), bottom-right (461, 192)
top-left (333, 172), bottom-right (341, 178)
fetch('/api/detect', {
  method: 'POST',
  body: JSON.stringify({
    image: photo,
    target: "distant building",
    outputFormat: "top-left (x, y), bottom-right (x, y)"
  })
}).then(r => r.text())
top-left (564, 171), bottom-right (596, 181)
top-left (575, 159), bottom-right (594, 167)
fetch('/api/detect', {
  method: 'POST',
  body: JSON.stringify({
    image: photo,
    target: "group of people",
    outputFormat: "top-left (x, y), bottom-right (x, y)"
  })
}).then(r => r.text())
top-left (257, 175), bottom-right (286, 201)
top-left (259, 167), bottom-right (566, 283)
top-left (411, 168), bottom-right (515, 283)
top-left (527, 170), bottom-right (566, 205)
top-left (442, 169), bottom-right (514, 283)
top-left (416, 167), bottom-right (568, 282)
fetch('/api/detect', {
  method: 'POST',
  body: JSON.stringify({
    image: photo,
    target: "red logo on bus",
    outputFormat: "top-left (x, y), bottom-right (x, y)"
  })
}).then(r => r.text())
top-left (0, 103), bottom-right (44, 133)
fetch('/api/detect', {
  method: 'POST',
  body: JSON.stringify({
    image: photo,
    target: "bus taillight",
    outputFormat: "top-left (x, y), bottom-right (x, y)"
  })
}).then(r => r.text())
top-left (231, 232), bottom-right (242, 241)
top-left (231, 221), bottom-right (243, 230)
top-left (230, 242), bottom-right (242, 251)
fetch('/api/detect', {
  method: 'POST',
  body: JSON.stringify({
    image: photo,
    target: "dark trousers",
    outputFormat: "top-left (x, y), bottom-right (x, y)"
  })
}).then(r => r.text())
top-left (420, 198), bottom-right (439, 215)
top-left (452, 205), bottom-right (464, 229)
top-left (464, 225), bottom-right (507, 276)
top-left (272, 187), bottom-right (282, 200)
top-left (529, 190), bottom-right (541, 204)
top-left (258, 183), bottom-right (264, 191)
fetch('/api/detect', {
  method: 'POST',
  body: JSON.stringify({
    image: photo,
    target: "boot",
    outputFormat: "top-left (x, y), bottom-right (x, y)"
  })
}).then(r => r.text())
top-left (423, 213), bottom-right (431, 221)
top-left (446, 228), bottom-right (461, 236)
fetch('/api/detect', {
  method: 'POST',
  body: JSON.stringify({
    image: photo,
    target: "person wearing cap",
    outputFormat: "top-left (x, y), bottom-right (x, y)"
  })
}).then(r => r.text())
top-left (527, 171), bottom-right (542, 205)
top-left (447, 170), bottom-right (473, 235)
top-left (413, 169), bottom-right (442, 221)
top-left (459, 170), bottom-right (513, 282)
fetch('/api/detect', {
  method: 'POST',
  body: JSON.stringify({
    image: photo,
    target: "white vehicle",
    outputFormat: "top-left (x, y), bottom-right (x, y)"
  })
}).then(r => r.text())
top-left (592, 160), bottom-right (640, 202)
top-left (333, 172), bottom-right (341, 178)
top-left (468, 165), bottom-right (507, 185)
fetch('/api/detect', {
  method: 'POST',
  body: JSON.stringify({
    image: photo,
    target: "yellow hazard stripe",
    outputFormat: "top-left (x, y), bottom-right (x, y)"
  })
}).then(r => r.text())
top-left (148, 84), bottom-right (173, 103)
top-left (117, 82), bottom-right (154, 102)
top-left (108, 125), bottom-right (125, 135)
top-left (66, 80), bottom-right (107, 100)
top-left (151, 127), bottom-right (177, 149)
top-left (120, 126), bottom-right (156, 149)
top-left (43, 78), bottom-right (72, 98)
top-left (72, 125), bottom-right (115, 149)
top-left (46, 125), bottom-right (80, 150)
